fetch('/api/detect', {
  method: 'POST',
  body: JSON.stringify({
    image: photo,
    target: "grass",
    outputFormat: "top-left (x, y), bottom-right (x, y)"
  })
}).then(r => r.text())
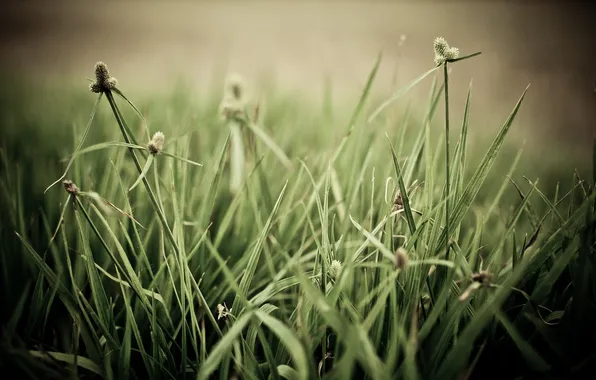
top-left (0, 40), bottom-right (595, 380)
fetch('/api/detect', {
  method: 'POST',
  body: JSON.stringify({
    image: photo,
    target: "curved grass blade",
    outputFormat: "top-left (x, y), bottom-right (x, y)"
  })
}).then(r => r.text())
top-left (255, 310), bottom-right (309, 380)
top-left (112, 87), bottom-right (150, 140)
top-left (62, 142), bottom-right (146, 162)
top-left (367, 66), bottom-right (439, 124)
top-left (197, 312), bottom-right (254, 380)
top-left (45, 93), bottom-right (102, 193)
top-left (245, 120), bottom-right (292, 168)
top-left (160, 151), bottom-right (203, 167)
top-left (128, 154), bottom-right (154, 192)
top-left (28, 351), bottom-right (103, 378)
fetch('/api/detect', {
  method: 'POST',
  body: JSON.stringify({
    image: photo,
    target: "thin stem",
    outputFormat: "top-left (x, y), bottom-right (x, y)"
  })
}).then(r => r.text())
top-left (443, 63), bottom-right (451, 261)
top-left (104, 91), bottom-right (177, 249)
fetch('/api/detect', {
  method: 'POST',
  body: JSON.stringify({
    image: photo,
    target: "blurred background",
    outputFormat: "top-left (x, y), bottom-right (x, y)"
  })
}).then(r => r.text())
top-left (0, 0), bottom-right (595, 161)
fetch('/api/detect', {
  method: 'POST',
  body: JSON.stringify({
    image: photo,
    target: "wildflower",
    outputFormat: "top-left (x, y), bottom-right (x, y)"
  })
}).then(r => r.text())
top-left (394, 248), bottom-right (408, 269)
top-left (89, 62), bottom-right (118, 93)
top-left (63, 180), bottom-right (79, 195)
top-left (328, 260), bottom-right (342, 280)
top-left (433, 37), bottom-right (459, 65)
top-left (217, 303), bottom-right (232, 321)
top-left (148, 131), bottom-right (165, 155)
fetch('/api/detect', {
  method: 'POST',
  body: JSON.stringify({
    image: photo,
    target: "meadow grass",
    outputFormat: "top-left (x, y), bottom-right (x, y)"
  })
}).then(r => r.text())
top-left (0, 40), bottom-right (595, 380)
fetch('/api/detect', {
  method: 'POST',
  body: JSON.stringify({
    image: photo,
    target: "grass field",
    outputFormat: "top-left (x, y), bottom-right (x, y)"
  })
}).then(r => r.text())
top-left (0, 39), bottom-right (595, 379)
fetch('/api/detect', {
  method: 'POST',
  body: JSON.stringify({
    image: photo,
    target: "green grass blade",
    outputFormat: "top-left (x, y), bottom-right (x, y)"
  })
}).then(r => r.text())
top-left (367, 66), bottom-right (440, 124)
top-left (255, 310), bottom-right (309, 380)
top-left (129, 154), bottom-right (154, 192)
top-left (45, 93), bottom-right (102, 193)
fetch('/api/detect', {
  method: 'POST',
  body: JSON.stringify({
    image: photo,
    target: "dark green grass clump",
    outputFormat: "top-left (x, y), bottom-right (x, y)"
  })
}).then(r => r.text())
top-left (0, 42), bottom-right (595, 380)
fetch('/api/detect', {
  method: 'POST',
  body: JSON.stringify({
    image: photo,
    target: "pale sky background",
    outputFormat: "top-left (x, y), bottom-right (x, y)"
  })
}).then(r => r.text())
top-left (1, 1), bottom-right (594, 158)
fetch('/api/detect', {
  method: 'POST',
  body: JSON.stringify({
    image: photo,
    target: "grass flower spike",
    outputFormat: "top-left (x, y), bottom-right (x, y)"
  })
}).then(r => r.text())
top-left (148, 131), bottom-right (165, 155)
top-left (434, 37), bottom-right (460, 66)
top-left (329, 260), bottom-right (342, 280)
top-left (90, 61), bottom-right (118, 93)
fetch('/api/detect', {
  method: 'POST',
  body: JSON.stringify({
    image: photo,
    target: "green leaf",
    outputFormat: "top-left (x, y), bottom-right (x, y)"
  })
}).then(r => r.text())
top-left (129, 154), bottom-right (154, 192)
top-left (45, 93), bottom-right (102, 193)
top-left (367, 66), bottom-right (440, 124)
top-left (28, 351), bottom-right (104, 378)
top-left (255, 310), bottom-right (309, 380)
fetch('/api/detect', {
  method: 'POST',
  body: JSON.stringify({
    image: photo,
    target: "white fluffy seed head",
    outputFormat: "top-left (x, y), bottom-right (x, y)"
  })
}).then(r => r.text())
top-left (433, 37), bottom-right (459, 65)
top-left (433, 37), bottom-right (450, 57)
top-left (445, 47), bottom-right (460, 60)
top-left (148, 131), bottom-right (165, 154)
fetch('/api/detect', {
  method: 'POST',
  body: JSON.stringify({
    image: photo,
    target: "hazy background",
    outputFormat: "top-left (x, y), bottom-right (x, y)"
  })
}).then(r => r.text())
top-left (1, 0), bottom-right (595, 159)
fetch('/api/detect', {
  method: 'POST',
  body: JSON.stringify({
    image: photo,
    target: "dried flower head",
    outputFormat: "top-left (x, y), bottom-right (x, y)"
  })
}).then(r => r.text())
top-left (89, 61), bottom-right (118, 93)
top-left (217, 303), bottom-right (232, 320)
top-left (392, 191), bottom-right (404, 212)
top-left (329, 260), bottom-right (342, 280)
top-left (63, 180), bottom-right (79, 195)
top-left (148, 131), bottom-right (165, 154)
top-left (433, 37), bottom-right (459, 65)
top-left (394, 247), bottom-right (408, 269)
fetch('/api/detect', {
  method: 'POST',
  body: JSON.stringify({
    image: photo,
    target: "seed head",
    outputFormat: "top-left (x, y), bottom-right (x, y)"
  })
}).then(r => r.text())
top-left (148, 131), bottom-right (165, 154)
top-left (328, 260), bottom-right (342, 280)
top-left (445, 47), bottom-right (460, 61)
top-left (434, 37), bottom-right (450, 57)
top-left (63, 180), bottom-right (79, 195)
top-left (89, 61), bottom-right (118, 93)
top-left (394, 248), bottom-right (408, 270)
top-left (217, 303), bottom-right (232, 320)
top-left (433, 37), bottom-right (459, 65)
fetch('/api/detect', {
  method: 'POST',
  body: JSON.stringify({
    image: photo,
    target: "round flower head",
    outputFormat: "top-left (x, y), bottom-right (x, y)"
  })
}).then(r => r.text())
top-left (148, 131), bottom-right (165, 154)
top-left (329, 259), bottom-right (342, 280)
top-left (433, 37), bottom-right (458, 65)
top-left (445, 47), bottom-right (459, 61)
top-left (105, 77), bottom-right (118, 90)
top-left (433, 37), bottom-right (450, 58)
